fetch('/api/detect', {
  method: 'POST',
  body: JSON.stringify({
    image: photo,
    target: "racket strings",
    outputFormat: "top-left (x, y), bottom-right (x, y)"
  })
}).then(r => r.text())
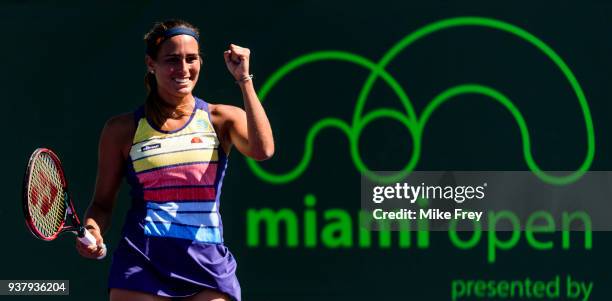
top-left (28, 154), bottom-right (66, 238)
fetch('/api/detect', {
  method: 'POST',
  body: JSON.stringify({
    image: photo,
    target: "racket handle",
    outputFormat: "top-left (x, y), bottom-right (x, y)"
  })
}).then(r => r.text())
top-left (78, 229), bottom-right (97, 246)
top-left (78, 230), bottom-right (107, 260)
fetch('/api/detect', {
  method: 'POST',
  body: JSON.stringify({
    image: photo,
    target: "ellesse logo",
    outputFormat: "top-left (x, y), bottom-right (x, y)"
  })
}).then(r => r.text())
top-left (191, 137), bottom-right (203, 144)
top-left (141, 143), bottom-right (161, 152)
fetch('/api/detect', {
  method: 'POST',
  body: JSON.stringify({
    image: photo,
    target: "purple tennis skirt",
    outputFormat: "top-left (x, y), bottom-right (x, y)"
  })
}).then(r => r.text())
top-left (108, 211), bottom-right (241, 300)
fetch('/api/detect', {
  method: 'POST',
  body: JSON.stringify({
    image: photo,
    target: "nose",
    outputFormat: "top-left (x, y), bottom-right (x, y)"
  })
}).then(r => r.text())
top-left (179, 59), bottom-right (189, 75)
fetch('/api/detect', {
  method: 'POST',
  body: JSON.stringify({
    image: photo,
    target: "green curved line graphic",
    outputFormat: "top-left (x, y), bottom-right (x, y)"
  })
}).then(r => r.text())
top-left (247, 16), bottom-right (595, 185)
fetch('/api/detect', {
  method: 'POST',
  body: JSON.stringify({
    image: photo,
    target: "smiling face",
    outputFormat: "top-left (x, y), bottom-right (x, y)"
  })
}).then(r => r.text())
top-left (146, 34), bottom-right (201, 105)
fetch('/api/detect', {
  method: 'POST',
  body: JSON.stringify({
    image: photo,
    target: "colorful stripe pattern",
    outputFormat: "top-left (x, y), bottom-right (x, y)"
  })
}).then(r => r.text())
top-left (127, 99), bottom-right (227, 243)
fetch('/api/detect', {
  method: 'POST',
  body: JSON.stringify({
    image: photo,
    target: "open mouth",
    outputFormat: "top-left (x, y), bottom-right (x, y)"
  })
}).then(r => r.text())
top-left (173, 77), bottom-right (190, 84)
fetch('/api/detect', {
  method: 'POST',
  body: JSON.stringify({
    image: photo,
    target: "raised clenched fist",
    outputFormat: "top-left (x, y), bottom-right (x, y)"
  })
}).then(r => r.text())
top-left (224, 43), bottom-right (251, 81)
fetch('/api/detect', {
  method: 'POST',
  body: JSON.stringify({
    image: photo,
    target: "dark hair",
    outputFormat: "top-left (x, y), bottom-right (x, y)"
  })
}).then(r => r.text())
top-left (143, 19), bottom-right (201, 128)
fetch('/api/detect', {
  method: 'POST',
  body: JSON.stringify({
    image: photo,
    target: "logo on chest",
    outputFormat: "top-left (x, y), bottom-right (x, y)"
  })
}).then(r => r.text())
top-left (141, 143), bottom-right (161, 152)
top-left (190, 135), bottom-right (217, 147)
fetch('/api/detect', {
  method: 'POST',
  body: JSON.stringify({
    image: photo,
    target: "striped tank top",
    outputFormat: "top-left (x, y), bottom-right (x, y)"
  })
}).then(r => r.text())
top-left (125, 98), bottom-right (227, 244)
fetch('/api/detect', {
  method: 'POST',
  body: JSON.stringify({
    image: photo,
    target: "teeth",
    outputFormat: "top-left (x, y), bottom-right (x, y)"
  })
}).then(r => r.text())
top-left (174, 78), bottom-right (189, 83)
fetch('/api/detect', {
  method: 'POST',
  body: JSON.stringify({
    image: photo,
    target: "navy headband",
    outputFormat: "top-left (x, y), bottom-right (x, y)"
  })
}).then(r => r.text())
top-left (163, 27), bottom-right (199, 42)
top-left (146, 27), bottom-right (200, 54)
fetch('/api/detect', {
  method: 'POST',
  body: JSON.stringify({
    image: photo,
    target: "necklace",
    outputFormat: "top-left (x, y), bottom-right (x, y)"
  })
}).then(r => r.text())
top-left (168, 110), bottom-right (182, 119)
top-left (163, 102), bottom-right (195, 119)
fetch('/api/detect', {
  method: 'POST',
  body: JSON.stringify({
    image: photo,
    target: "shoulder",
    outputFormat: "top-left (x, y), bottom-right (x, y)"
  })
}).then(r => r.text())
top-left (100, 112), bottom-right (136, 154)
top-left (104, 112), bottom-right (136, 135)
top-left (208, 103), bottom-right (244, 120)
top-left (206, 103), bottom-right (245, 152)
top-left (207, 103), bottom-right (245, 129)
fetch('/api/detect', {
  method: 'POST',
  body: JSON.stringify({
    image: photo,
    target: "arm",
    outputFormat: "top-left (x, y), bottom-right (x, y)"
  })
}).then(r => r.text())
top-left (221, 44), bottom-right (274, 161)
top-left (76, 114), bottom-right (132, 259)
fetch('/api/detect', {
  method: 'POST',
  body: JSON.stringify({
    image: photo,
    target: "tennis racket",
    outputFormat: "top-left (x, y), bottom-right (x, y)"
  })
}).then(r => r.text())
top-left (22, 148), bottom-right (106, 259)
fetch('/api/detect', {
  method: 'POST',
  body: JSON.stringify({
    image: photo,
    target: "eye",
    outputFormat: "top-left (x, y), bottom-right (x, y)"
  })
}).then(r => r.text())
top-left (165, 57), bottom-right (179, 63)
top-left (186, 55), bottom-right (199, 64)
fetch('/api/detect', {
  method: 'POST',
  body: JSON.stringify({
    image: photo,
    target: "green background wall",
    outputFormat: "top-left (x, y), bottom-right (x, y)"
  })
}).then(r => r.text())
top-left (2, 0), bottom-right (610, 300)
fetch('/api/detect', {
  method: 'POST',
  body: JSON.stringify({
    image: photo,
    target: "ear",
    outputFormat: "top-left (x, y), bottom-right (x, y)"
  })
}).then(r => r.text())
top-left (145, 55), bottom-right (156, 73)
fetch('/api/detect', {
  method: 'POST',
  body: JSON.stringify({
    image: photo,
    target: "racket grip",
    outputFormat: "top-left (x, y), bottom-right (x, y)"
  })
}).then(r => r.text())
top-left (78, 230), bottom-right (107, 260)
top-left (78, 230), bottom-right (97, 246)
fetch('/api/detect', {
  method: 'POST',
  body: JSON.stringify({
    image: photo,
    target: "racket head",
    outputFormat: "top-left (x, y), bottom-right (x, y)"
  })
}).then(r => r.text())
top-left (22, 148), bottom-right (69, 241)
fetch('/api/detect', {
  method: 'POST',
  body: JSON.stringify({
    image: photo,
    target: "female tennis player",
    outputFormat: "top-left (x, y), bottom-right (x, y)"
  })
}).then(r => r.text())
top-left (75, 19), bottom-right (274, 301)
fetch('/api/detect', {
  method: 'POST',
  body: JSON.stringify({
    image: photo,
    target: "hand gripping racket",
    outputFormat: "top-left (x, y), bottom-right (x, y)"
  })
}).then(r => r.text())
top-left (22, 148), bottom-right (106, 259)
